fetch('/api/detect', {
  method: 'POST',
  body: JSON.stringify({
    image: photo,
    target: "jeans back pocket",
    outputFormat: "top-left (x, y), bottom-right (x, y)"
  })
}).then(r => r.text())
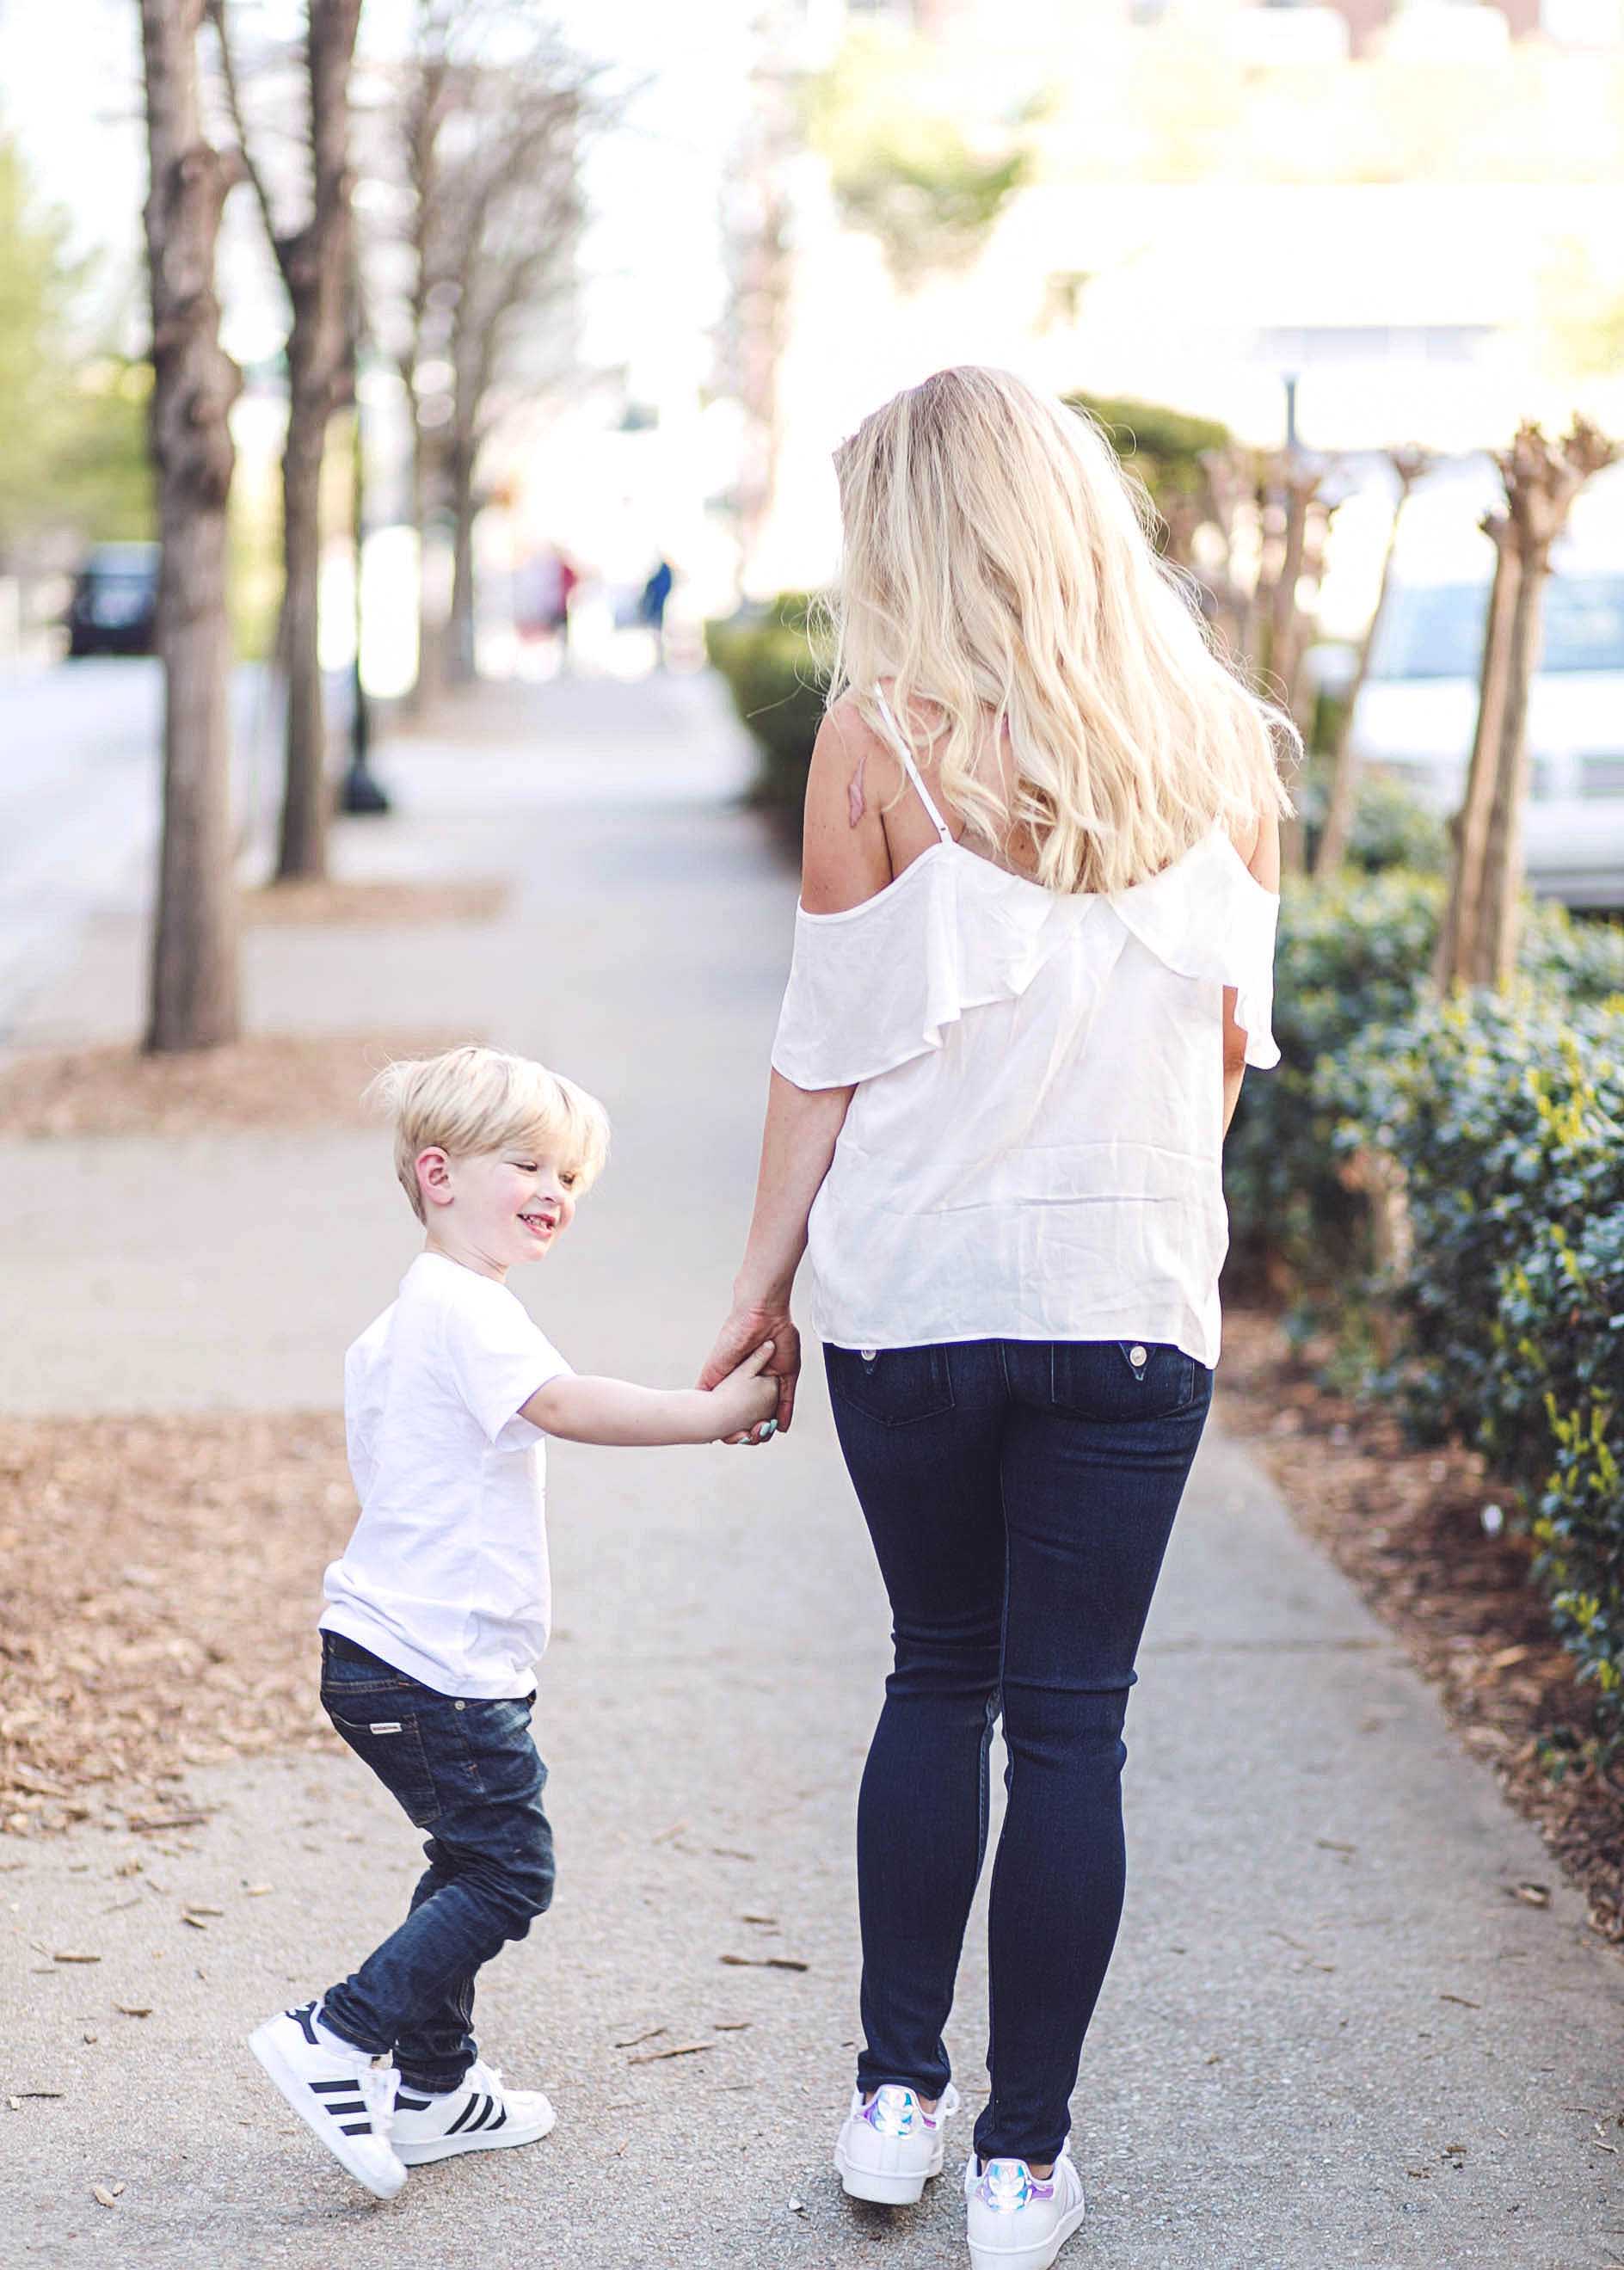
top-left (1049, 1339), bottom-right (1204, 1424)
top-left (825, 1343), bottom-right (956, 1427)
top-left (324, 1704), bottom-right (441, 1827)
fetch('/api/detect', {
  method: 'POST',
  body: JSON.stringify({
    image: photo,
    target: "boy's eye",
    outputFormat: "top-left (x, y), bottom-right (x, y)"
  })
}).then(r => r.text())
top-left (560, 1172), bottom-right (577, 1189)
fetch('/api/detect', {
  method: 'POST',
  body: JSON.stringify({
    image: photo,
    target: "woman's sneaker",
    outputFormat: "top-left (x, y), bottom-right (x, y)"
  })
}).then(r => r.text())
top-left (834, 2081), bottom-right (961, 2205)
top-left (391, 2057), bottom-right (557, 2164)
top-left (246, 2000), bottom-right (406, 2200)
top-left (965, 2150), bottom-right (1086, 2270)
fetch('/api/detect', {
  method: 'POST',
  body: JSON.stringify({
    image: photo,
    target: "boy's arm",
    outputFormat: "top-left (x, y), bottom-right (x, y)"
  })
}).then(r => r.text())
top-left (520, 1343), bottom-right (776, 1448)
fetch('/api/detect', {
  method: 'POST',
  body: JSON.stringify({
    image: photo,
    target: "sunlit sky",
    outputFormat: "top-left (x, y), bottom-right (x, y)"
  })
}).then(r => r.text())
top-left (0, 0), bottom-right (756, 384)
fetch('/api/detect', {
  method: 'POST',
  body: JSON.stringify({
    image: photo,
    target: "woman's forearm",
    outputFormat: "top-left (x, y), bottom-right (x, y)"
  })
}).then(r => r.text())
top-left (733, 1069), bottom-right (854, 1304)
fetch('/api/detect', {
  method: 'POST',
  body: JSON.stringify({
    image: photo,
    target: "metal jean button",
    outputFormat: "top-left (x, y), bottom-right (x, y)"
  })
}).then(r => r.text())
top-left (1129, 1344), bottom-right (1148, 1367)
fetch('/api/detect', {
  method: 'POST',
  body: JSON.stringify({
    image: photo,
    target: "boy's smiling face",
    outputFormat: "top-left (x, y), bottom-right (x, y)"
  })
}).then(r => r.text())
top-left (416, 1138), bottom-right (580, 1280)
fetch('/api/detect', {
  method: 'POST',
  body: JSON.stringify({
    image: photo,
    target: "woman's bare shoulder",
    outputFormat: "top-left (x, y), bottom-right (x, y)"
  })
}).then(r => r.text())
top-left (1227, 804), bottom-right (1281, 891)
top-left (811, 693), bottom-right (901, 821)
top-left (802, 702), bottom-right (896, 912)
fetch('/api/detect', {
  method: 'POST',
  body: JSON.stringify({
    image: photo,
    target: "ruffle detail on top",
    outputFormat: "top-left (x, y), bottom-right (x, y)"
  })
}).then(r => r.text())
top-left (1108, 826), bottom-right (1283, 1070)
top-left (770, 822), bottom-right (1281, 1092)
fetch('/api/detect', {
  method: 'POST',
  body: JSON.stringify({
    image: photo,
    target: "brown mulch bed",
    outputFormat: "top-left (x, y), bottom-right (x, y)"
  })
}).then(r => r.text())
top-left (241, 877), bottom-right (508, 927)
top-left (0, 1030), bottom-right (483, 1138)
top-left (1219, 1302), bottom-right (1624, 1945)
top-left (0, 1414), bottom-right (351, 1837)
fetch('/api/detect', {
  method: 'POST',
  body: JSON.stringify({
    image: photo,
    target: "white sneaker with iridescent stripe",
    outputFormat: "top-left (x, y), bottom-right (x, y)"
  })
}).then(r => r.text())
top-left (965, 2150), bottom-right (1086, 2270)
top-left (834, 2081), bottom-right (961, 2204)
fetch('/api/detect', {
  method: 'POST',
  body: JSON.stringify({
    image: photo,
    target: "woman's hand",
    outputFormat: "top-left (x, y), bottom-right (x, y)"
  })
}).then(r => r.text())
top-left (698, 1295), bottom-right (801, 1442)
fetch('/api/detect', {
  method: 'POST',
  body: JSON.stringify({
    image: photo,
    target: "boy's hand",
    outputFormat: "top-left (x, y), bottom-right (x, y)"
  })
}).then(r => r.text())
top-left (708, 1341), bottom-right (779, 1444)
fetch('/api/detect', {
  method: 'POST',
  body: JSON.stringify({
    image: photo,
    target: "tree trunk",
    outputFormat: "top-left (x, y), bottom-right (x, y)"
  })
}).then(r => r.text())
top-left (447, 435), bottom-right (476, 685)
top-left (1476, 543), bottom-right (1552, 987)
top-left (275, 335), bottom-right (330, 879)
top-left (138, 0), bottom-right (243, 1055)
top-left (268, 0), bottom-right (362, 883)
top-left (1434, 519), bottom-right (1519, 993)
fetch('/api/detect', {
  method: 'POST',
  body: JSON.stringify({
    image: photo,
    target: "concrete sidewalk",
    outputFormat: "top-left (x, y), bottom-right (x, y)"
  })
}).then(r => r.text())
top-left (3, 671), bottom-right (1621, 2269)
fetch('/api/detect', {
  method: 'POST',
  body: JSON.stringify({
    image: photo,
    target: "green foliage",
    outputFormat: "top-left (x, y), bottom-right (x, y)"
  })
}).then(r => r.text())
top-left (1319, 987), bottom-right (1624, 1738)
top-left (705, 594), bottom-right (829, 812)
top-left (1224, 865), bottom-right (1443, 1283)
top-left (807, 30), bottom-right (1037, 282)
top-left (0, 138), bottom-right (154, 557)
top-left (1065, 391), bottom-right (1230, 521)
top-left (1295, 754), bottom-right (1449, 874)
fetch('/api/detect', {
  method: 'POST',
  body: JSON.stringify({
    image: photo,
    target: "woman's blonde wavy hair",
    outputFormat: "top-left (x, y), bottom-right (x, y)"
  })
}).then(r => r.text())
top-left (823, 366), bottom-right (1298, 896)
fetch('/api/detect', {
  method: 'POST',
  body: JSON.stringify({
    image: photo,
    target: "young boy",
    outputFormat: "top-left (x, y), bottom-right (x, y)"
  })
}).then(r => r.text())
top-left (248, 1045), bottom-right (778, 2200)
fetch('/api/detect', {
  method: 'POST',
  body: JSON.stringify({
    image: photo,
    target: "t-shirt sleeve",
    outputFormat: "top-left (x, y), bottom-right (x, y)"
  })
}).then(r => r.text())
top-left (440, 1282), bottom-right (574, 1445)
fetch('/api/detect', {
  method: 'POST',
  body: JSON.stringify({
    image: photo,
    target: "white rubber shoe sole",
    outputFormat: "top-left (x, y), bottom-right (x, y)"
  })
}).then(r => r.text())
top-left (966, 2199), bottom-right (1086, 2270)
top-left (834, 2082), bottom-right (960, 2205)
top-left (247, 2015), bottom-right (405, 2201)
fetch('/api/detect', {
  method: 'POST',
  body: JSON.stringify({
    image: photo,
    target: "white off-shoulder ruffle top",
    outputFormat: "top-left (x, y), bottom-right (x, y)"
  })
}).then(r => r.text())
top-left (770, 688), bottom-right (1283, 1368)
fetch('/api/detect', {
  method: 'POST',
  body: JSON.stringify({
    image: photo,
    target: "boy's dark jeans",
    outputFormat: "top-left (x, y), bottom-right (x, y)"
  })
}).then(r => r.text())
top-left (824, 1336), bottom-right (1213, 2169)
top-left (316, 1631), bottom-right (555, 2095)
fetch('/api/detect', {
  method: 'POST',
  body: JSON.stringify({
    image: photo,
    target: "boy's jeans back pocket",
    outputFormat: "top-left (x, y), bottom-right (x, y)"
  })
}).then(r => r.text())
top-left (324, 1703), bottom-right (440, 1827)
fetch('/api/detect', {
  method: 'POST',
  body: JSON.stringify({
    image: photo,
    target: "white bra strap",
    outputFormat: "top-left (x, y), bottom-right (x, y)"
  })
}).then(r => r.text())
top-left (870, 686), bottom-right (953, 845)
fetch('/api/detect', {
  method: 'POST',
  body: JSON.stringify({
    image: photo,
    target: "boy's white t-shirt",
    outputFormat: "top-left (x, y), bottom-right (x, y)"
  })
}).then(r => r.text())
top-left (320, 1251), bottom-right (573, 1698)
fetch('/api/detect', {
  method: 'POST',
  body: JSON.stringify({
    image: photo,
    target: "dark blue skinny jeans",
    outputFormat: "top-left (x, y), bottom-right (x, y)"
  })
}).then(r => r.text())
top-left (316, 1631), bottom-right (555, 2095)
top-left (825, 1335), bottom-right (1213, 2168)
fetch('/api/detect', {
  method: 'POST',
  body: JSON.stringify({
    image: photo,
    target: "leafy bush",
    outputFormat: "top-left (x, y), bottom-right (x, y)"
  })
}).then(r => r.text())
top-left (706, 594), bottom-right (827, 813)
top-left (1223, 867), bottom-right (1442, 1284)
top-left (1319, 987), bottom-right (1624, 1732)
top-left (1295, 755), bottom-right (1449, 876)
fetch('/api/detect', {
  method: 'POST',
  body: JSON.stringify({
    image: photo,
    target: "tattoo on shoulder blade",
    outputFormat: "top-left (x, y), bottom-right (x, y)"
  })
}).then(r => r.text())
top-left (847, 751), bottom-right (868, 827)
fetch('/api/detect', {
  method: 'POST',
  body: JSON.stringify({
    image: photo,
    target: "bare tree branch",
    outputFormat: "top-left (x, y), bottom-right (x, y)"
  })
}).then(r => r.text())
top-left (205, 0), bottom-right (283, 264)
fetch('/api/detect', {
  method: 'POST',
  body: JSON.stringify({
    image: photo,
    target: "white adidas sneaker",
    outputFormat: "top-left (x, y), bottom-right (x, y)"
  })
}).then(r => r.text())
top-left (965, 2150), bottom-right (1086, 2270)
top-left (391, 2057), bottom-right (557, 2165)
top-left (247, 2000), bottom-right (406, 2200)
top-left (834, 2081), bottom-right (962, 2205)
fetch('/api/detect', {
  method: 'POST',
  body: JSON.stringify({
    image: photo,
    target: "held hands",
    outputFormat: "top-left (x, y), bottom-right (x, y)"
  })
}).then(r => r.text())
top-left (698, 1296), bottom-right (801, 1446)
top-left (706, 1340), bottom-right (779, 1446)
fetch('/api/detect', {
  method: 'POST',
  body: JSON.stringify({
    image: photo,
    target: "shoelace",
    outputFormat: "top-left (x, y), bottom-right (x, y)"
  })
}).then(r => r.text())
top-left (357, 2058), bottom-right (403, 2136)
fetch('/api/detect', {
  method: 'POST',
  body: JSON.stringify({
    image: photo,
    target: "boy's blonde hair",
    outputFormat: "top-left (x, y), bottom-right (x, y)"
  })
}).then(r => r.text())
top-left (365, 1045), bottom-right (611, 1223)
top-left (824, 365), bottom-right (1298, 898)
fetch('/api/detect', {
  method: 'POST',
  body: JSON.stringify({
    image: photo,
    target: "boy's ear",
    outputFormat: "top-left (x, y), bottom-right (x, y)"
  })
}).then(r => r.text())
top-left (415, 1146), bottom-right (454, 1210)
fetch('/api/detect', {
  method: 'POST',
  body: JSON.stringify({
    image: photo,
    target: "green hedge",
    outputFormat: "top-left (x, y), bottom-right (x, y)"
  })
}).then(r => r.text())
top-left (1319, 987), bottom-right (1624, 1732)
top-left (1222, 858), bottom-right (1624, 1744)
top-left (705, 594), bottom-right (826, 814)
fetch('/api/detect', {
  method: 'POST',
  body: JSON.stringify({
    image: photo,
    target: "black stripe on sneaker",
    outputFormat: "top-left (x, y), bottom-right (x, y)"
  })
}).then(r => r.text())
top-left (489, 2104), bottom-right (508, 2130)
top-left (396, 2094), bottom-right (433, 2112)
top-left (324, 2104), bottom-right (367, 2122)
top-left (310, 2079), bottom-right (361, 2095)
top-left (287, 2003), bottom-right (320, 2046)
top-left (338, 2119), bottom-right (373, 2134)
top-left (446, 2094), bottom-right (483, 2135)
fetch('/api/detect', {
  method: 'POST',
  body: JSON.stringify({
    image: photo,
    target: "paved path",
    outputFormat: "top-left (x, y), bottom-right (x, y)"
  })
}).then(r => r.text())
top-left (3, 672), bottom-right (1621, 2269)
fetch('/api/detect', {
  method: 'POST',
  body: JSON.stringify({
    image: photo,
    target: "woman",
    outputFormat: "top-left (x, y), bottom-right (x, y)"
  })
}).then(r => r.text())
top-left (701, 366), bottom-right (1292, 2270)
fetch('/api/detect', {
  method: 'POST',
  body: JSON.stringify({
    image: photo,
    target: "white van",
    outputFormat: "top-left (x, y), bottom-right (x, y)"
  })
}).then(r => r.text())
top-left (1348, 467), bottom-right (1624, 909)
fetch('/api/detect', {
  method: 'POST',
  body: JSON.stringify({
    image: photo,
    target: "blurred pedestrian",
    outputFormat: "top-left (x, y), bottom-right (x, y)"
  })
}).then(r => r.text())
top-left (554, 552), bottom-right (580, 669)
top-left (639, 555), bottom-right (674, 669)
top-left (698, 366), bottom-right (1295, 2270)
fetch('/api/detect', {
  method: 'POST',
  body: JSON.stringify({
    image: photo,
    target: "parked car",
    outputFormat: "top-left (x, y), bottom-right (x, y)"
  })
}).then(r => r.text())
top-left (1350, 551), bottom-right (1624, 910)
top-left (65, 542), bottom-right (160, 658)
